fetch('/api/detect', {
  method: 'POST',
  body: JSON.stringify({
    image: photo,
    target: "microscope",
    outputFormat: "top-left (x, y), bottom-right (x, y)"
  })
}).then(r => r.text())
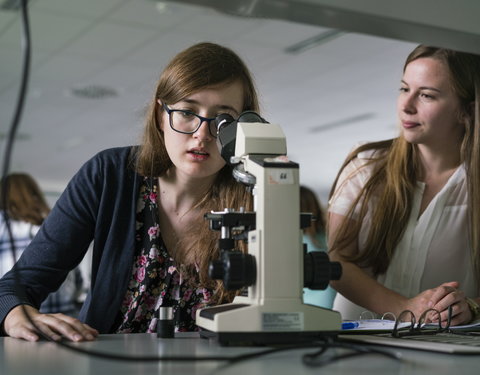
top-left (195, 112), bottom-right (342, 345)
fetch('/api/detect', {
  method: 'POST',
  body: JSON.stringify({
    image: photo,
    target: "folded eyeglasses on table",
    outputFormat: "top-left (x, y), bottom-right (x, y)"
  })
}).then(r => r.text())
top-left (339, 306), bottom-right (480, 354)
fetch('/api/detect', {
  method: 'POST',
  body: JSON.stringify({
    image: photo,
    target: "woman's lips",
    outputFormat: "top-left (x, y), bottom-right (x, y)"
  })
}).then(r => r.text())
top-left (187, 149), bottom-right (209, 161)
top-left (402, 121), bottom-right (420, 129)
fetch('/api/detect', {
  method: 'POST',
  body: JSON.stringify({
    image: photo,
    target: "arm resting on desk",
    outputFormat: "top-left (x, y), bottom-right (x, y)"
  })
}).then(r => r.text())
top-left (3, 304), bottom-right (98, 342)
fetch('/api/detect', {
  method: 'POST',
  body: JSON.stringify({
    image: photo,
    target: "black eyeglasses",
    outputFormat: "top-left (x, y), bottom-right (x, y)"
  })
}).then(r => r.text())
top-left (162, 103), bottom-right (218, 138)
top-left (392, 306), bottom-right (452, 338)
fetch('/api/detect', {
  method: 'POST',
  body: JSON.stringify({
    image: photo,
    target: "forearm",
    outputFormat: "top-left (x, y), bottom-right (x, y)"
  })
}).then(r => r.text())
top-left (328, 212), bottom-right (409, 317)
top-left (331, 260), bottom-right (408, 317)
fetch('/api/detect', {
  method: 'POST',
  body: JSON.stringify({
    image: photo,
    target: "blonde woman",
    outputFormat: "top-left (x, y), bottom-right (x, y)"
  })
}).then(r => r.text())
top-left (328, 45), bottom-right (480, 326)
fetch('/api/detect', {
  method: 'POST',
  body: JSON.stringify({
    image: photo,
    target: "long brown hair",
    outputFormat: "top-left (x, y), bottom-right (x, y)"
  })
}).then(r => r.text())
top-left (0, 173), bottom-right (50, 226)
top-left (134, 42), bottom-right (258, 303)
top-left (329, 45), bottom-right (480, 277)
top-left (300, 185), bottom-right (326, 248)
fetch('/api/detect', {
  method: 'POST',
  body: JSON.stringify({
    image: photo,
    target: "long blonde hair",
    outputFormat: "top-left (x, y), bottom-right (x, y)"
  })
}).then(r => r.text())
top-left (134, 42), bottom-right (259, 303)
top-left (329, 45), bottom-right (480, 277)
top-left (0, 173), bottom-right (50, 226)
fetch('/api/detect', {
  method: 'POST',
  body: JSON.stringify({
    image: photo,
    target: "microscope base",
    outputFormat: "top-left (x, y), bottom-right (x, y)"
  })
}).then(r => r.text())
top-left (196, 301), bottom-right (341, 346)
top-left (199, 328), bottom-right (337, 346)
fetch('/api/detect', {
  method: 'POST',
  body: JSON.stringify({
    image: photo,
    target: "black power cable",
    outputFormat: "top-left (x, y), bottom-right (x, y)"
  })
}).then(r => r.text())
top-left (1, 0), bottom-right (403, 370)
top-left (302, 337), bottom-right (401, 367)
top-left (1, 0), bottom-right (31, 270)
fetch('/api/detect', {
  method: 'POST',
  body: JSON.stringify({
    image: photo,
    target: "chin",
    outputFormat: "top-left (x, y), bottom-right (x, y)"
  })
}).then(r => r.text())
top-left (401, 132), bottom-right (423, 145)
top-left (188, 168), bottom-right (223, 180)
top-left (403, 137), bottom-right (420, 145)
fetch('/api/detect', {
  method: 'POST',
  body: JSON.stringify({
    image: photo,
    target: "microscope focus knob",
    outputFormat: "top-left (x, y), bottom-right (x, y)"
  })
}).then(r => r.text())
top-left (304, 251), bottom-right (342, 290)
top-left (209, 251), bottom-right (256, 290)
top-left (330, 261), bottom-right (342, 281)
top-left (209, 260), bottom-right (225, 280)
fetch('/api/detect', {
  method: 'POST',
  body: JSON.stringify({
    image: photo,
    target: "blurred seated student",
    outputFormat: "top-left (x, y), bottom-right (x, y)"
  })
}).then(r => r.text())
top-left (300, 185), bottom-right (336, 309)
top-left (0, 173), bottom-right (84, 317)
top-left (328, 45), bottom-right (480, 326)
top-left (0, 42), bottom-right (257, 342)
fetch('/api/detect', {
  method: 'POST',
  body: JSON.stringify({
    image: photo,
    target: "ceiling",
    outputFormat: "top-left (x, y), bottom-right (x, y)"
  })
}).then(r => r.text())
top-left (0, 0), bottom-right (476, 203)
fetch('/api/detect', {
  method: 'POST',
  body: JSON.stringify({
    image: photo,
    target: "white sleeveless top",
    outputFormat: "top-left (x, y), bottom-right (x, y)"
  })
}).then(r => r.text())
top-left (328, 151), bottom-right (477, 320)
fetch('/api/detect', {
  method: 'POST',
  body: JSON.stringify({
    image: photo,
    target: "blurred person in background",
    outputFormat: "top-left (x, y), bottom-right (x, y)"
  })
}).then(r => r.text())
top-left (0, 173), bottom-right (84, 317)
top-left (300, 185), bottom-right (336, 309)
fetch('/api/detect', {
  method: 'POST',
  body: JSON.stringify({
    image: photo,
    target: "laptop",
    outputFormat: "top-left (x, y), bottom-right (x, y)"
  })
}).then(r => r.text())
top-left (338, 332), bottom-right (480, 354)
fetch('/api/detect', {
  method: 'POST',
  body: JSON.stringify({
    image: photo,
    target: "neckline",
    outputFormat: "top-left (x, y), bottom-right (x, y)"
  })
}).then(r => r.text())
top-left (415, 164), bottom-right (464, 221)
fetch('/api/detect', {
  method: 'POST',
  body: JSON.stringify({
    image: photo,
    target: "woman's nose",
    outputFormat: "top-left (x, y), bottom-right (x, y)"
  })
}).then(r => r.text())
top-left (400, 93), bottom-right (417, 114)
top-left (193, 120), bottom-right (213, 141)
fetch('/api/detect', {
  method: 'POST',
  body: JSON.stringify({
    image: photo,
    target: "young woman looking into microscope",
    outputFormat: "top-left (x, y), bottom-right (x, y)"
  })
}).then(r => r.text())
top-left (0, 42), bottom-right (257, 342)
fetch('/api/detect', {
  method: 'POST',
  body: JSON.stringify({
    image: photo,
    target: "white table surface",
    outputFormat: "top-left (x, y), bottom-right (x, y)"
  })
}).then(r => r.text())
top-left (1, 332), bottom-right (478, 375)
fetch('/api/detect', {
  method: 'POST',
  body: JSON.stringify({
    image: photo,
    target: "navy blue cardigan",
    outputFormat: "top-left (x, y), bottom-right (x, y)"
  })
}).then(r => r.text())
top-left (0, 147), bottom-right (142, 333)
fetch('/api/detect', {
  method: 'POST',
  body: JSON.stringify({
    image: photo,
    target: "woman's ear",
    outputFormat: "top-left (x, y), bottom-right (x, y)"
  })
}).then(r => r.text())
top-left (459, 101), bottom-right (474, 124)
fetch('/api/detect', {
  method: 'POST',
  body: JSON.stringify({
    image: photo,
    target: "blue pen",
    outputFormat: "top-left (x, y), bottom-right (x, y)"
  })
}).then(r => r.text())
top-left (342, 321), bottom-right (360, 330)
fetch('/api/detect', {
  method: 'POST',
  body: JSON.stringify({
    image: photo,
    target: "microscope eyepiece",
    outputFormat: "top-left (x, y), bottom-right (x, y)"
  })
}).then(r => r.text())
top-left (237, 111), bottom-right (267, 124)
top-left (215, 113), bottom-right (235, 134)
top-left (215, 111), bottom-right (268, 165)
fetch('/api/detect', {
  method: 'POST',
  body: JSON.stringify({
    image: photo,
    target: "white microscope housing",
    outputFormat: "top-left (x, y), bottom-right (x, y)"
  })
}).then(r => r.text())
top-left (195, 113), bottom-right (341, 344)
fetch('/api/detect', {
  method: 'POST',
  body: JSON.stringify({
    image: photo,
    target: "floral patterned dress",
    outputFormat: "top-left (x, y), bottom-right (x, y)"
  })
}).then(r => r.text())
top-left (116, 177), bottom-right (213, 333)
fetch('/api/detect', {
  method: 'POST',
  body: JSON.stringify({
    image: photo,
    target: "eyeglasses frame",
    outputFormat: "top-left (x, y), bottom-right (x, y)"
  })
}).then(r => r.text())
top-left (392, 305), bottom-right (453, 338)
top-left (161, 103), bottom-right (218, 138)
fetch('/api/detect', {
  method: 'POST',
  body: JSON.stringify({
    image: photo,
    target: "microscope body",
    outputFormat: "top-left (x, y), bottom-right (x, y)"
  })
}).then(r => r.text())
top-left (195, 121), bottom-right (341, 344)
